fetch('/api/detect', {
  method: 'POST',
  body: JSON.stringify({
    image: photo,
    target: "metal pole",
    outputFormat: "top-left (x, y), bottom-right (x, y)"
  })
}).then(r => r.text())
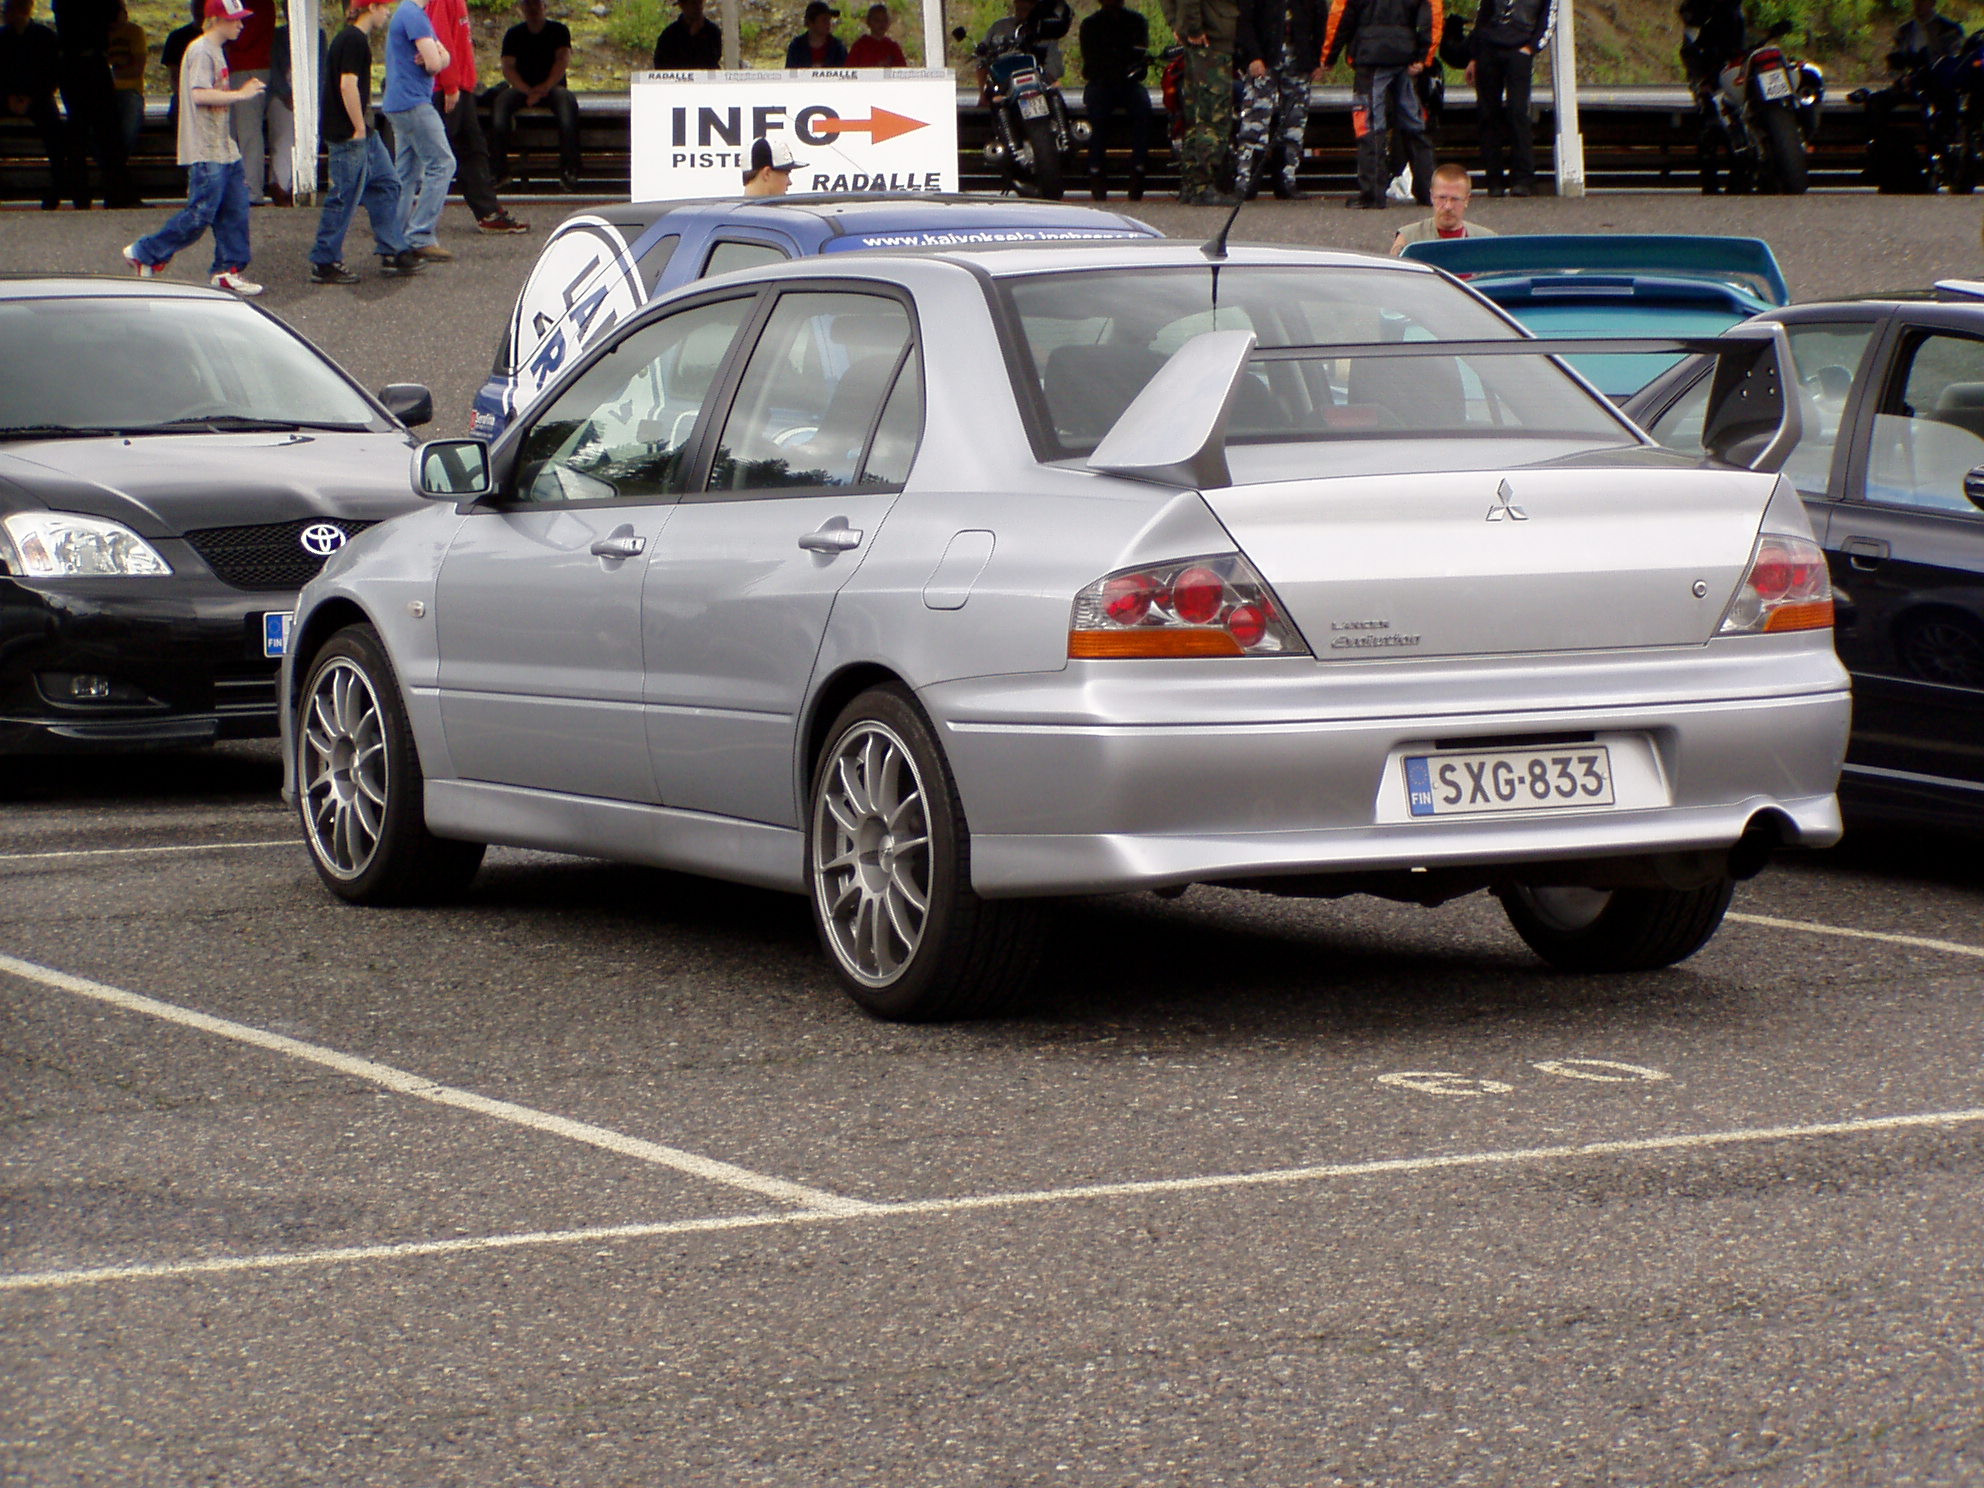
top-left (291, 0), bottom-right (320, 206)
top-left (920, 0), bottom-right (943, 68)
top-left (1550, 0), bottom-right (1585, 197)
top-left (722, 0), bottom-right (739, 68)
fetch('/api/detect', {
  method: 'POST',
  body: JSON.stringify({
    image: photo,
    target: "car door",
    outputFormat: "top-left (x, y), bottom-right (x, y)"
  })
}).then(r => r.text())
top-left (1826, 322), bottom-right (1984, 796)
top-left (433, 293), bottom-right (759, 802)
top-left (641, 285), bottom-right (924, 825)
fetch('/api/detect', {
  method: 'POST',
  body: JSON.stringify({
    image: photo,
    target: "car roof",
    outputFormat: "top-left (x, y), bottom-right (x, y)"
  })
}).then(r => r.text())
top-left (0, 274), bottom-right (237, 302)
top-left (565, 192), bottom-right (1159, 240)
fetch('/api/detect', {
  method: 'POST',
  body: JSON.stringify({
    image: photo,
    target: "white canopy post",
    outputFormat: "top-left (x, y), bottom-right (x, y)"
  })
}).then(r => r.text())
top-left (722, 0), bottom-right (739, 67)
top-left (919, 0), bottom-right (943, 67)
top-left (290, 0), bottom-right (320, 206)
top-left (1549, 0), bottom-right (1585, 197)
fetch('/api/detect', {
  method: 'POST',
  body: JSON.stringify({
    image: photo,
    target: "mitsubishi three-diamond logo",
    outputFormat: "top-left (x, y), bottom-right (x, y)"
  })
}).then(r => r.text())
top-left (1485, 479), bottom-right (1529, 522)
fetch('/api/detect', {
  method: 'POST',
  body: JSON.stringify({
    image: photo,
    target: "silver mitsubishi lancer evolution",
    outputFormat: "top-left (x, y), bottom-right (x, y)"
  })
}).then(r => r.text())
top-left (280, 241), bottom-right (1849, 1020)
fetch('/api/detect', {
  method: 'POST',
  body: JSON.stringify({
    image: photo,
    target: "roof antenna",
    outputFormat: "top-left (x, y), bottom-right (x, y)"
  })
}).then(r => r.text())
top-left (1200, 194), bottom-right (1246, 262)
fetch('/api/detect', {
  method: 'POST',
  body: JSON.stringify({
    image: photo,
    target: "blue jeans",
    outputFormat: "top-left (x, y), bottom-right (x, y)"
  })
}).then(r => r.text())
top-left (388, 101), bottom-right (454, 247)
top-left (131, 159), bottom-right (251, 274)
top-left (311, 132), bottom-right (411, 265)
top-left (1083, 77), bottom-right (1150, 174)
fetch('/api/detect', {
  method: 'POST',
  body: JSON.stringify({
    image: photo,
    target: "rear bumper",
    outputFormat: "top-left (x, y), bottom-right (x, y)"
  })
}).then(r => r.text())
top-left (926, 660), bottom-right (1851, 897)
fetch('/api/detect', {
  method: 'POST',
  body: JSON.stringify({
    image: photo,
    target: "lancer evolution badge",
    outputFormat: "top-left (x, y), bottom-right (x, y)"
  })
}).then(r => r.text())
top-left (299, 523), bottom-right (348, 556)
top-left (1485, 480), bottom-right (1528, 522)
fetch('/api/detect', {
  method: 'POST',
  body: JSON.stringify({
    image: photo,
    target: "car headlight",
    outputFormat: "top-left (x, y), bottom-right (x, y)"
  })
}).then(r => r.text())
top-left (0, 512), bottom-right (173, 578)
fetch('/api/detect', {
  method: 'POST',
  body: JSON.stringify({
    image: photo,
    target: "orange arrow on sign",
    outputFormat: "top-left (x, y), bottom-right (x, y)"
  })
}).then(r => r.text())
top-left (812, 107), bottom-right (928, 145)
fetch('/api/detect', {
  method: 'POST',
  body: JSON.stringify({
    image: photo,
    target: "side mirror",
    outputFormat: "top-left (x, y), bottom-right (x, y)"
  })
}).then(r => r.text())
top-left (1965, 465), bottom-right (1984, 513)
top-left (378, 382), bottom-right (434, 428)
top-left (413, 439), bottom-right (492, 501)
top-left (951, 25), bottom-right (967, 39)
top-left (1767, 18), bottom-right (1793, 38)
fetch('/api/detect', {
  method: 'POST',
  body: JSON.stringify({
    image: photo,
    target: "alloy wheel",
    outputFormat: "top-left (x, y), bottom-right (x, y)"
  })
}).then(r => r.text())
top-left (811, 720), bottom-right (933, 987)
top-left (300, 657), bottom-right (389, 879)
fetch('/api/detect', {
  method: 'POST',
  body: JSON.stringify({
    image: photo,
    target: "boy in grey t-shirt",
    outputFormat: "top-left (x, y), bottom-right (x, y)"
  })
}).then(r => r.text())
top-left (122, 0), bottom-right (268, 295)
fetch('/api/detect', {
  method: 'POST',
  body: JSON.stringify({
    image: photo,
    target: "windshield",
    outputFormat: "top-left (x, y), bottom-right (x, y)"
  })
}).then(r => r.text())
top-left (0, 297), bottom-right (380, 436)
top-left (999, 265), bottom-right (1635, 459)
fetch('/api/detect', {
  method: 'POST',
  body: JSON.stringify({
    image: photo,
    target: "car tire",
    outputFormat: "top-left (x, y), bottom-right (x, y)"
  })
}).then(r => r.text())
top-left (295, 623), bottom-right (485, 906)
top-left (1496, 878), bottom-right (1734, 974)
top-left (807, 685), bottom-right (1044, 1021)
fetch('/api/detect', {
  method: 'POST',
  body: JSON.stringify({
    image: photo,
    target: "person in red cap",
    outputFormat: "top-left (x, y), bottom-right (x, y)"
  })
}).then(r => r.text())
top-left (121, 0), bottom-right (266, 295)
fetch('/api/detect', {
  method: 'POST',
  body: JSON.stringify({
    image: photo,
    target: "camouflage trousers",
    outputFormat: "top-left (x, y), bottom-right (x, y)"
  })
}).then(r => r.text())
top-left (1178, 44), bottom-right (1235, 199)
top-left (1233, 64), bottom-right (1311, 193)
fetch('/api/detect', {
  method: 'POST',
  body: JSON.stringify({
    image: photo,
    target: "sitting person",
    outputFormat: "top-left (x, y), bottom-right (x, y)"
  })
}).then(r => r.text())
top-left (785, 1), bottom-right (846, 67)
top-left (652, 0), bottom-right (721, 66)
top-left (0, 0), bottom-right (73, 210)
top-left (492, 0), bottom-right (580, 189)
top-left (846, 2), bottom-right (905, 65)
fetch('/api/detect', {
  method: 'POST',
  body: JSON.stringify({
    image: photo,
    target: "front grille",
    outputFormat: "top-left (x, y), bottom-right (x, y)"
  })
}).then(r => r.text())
top-left (183, 519), bottom-right (378, 591)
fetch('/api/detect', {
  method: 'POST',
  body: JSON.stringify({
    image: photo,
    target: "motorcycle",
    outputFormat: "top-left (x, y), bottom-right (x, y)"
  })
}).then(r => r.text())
top-left (1855, 34), bottom-right (1984, 194)
top-left (1704, 20), bottom-right (1825, 194)
top-left (957, 13), bottom-right (1085, 200)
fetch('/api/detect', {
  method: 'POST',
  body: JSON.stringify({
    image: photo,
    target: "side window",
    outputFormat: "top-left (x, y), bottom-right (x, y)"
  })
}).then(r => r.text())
top-left (1646, 321), bottom-right (1877, 497)
top-left (639, 233), bottom-right (681, 293)
top-left (1868, 330), bottom-right (1984, 513)
top-left (860, 348), bottom-right (923, 486)
top-left (706, 292), bottom-right (915, 494)
top-left (702, 239), bottom-right (790, 279)
top-left (513, 297), bottom-right (753, 505)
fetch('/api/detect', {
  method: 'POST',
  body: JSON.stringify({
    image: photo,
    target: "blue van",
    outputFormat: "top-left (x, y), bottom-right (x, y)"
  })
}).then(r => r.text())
top-left (471, 193), bottom-right (1159, 438)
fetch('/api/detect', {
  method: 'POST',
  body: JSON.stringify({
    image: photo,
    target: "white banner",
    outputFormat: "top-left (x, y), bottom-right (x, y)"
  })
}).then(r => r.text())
top-left (629, 70), bottom-right (960, 201)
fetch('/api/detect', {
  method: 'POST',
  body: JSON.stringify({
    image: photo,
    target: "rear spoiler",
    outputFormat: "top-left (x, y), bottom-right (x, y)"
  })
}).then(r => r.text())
top-left (1399, 234), bottom-right (1792, 307)
top-left (1087, 323), bottom-right (1800, 488)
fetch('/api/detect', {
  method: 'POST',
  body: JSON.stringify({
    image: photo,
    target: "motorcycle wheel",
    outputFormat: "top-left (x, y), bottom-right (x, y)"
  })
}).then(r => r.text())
top-left (1761, 106), bottom-right (1810, 193)
top-left (1024, 114), bottom-right (1065, 199)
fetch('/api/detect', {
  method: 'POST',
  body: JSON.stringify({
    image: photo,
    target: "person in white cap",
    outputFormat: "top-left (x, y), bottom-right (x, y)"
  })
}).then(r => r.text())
top-left (742, 133), bottom-right (803, 195)
top-left (121, 0), bottom-right (266, 295)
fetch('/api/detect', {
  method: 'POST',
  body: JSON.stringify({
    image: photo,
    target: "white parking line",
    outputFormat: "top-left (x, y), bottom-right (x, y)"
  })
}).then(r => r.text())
top-left (1728, 912), bottom-right (1984, 961)
top-left (0, 841), bottom-right (297, 863)
top-left (0, 952), bottom-right (875, 1218)
top-left (7, 1103), bottom-right (1984, 1292)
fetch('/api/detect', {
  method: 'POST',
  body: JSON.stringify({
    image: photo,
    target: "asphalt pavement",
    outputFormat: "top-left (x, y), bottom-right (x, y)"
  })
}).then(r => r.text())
top-left (5, 191), bottom-right (1984, 1487)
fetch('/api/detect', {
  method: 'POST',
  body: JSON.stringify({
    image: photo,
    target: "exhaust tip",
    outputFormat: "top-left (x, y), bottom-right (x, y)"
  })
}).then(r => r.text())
top-left (1729, 811), bottom-right (1791, 880)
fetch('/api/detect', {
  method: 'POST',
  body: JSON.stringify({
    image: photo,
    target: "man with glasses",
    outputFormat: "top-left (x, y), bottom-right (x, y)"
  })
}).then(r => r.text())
top-left (1389, 161), bottom-right (1495, 252)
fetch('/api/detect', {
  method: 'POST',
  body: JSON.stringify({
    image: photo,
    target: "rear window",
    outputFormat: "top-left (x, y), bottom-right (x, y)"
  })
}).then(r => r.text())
top-left (998, 265), bottom-right (1634, 459)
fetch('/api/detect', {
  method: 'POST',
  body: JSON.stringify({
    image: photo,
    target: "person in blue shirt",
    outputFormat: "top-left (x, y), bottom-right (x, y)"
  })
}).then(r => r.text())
top-left (785, 1), bottom-right (846, 66)
top-left (382, 0), bottom-right (455, 259)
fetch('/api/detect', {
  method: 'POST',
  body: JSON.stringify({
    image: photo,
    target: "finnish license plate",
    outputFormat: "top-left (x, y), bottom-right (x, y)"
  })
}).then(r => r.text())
top-left (1757, 67), bottom-right (1793, 99)
top-left (1404, 745), bottom-right (1614, 817)
top-left (262, 611), bottom-right (293, 658)
top-left (1018, 94), bottom-right (1050, 119)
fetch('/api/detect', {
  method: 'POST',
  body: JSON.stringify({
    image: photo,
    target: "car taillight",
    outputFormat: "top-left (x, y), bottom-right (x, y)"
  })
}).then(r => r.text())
top-left (1069, 555), bottom-right (1309, 659)
top-left (1718, 532), bottom-right (1833, 635)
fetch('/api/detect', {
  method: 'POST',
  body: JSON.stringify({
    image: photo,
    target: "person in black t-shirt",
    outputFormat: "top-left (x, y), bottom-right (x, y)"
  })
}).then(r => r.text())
top-left (308, 0), bottom-right (424, 283)
top-left (491, 0), bottom-right (579, 187)
top-left (1, 0), bottom-right (75, 209)
top-left (652, 0), bottom-right (721, 67)
top-left (160, 0), bottom-right (200, 127)
top-left (1078, 0), bottom-right (1150, 200)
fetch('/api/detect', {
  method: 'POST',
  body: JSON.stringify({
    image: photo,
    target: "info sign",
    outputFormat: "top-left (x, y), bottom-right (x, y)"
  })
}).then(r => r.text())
top-left (629, 70), bottom-right (960, 201)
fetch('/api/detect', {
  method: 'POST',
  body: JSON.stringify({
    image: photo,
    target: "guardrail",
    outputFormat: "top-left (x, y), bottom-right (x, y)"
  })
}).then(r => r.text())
top-left (0, 85), bottom-right (1880, 201)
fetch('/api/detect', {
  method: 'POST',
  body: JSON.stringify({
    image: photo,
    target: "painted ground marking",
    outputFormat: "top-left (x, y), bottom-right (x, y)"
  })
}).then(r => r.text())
top-left (0, 840), bottom-right (297, 863)
top-left (1728, 912), bottom-right (1984, 961)
top-left (6, 1105), bottom-right (1984, 1292)
top-left (0, 951), bottom-right (874, 1217)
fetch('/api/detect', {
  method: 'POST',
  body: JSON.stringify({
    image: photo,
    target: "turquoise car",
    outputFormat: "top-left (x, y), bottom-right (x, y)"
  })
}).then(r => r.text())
top-left (1399, 235), bottom-right (1790, 398)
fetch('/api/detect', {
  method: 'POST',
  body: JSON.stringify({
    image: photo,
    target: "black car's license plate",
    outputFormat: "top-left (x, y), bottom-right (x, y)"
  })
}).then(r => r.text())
top-left (1405, 745), bottom-right (1615, 817)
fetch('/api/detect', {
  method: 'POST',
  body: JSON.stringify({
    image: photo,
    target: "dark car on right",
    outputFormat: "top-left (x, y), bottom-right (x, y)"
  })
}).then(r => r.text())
top-left (1626, 283), bottom-right (1984, 831)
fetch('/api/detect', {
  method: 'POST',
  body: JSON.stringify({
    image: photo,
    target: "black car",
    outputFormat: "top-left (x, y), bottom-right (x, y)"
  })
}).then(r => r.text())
top-left (1627, 285), bottom-right (1984, 830)
top-left (0, 278), bottom-right (432, 754)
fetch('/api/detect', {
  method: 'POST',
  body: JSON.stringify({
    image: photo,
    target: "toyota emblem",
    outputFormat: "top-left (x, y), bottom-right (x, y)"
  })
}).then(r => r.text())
top-left (299, 523), bottom-right (348, 557)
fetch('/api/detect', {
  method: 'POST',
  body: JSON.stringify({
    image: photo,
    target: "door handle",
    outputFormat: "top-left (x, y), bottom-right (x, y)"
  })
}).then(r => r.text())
top-left (589, 535), bottom-right (646, 559)
top-left (799, 526), bottom-right (863, 553)
top-left (1840, 536), bottom-right (1889, 571)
